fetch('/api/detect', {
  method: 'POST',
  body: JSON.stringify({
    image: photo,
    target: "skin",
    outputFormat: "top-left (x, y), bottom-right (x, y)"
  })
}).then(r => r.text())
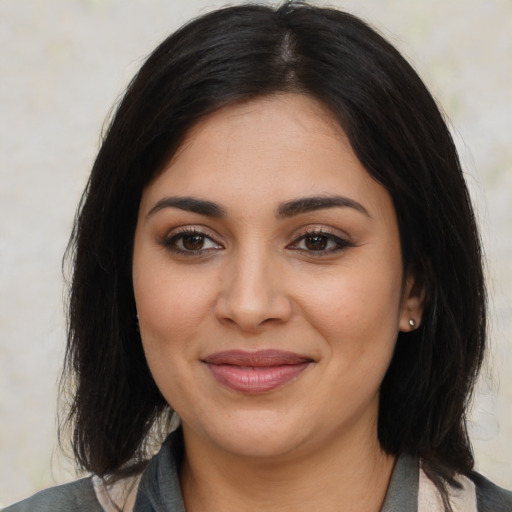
top-left (132, 94), bottom-right (423, 512)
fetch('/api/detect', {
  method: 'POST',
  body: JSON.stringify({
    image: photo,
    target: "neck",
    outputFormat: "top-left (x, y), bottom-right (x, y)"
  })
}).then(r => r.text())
top-left (180, 424), bottom-right (395, 512)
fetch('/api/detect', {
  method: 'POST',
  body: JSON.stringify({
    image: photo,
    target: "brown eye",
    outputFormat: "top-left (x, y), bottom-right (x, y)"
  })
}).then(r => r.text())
top-left (288, 230), bottom-right (353, 255)
top-left (182, 234), bottom-right (205, 250)
top-left (163, 229), bottom-right (223, 255)
top-left (304, 235), bottom-right (328, 251)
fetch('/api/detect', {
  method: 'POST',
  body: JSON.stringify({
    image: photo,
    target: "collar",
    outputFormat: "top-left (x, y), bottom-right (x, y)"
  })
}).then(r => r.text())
top-left (98, 429), bottom-right (476, 512)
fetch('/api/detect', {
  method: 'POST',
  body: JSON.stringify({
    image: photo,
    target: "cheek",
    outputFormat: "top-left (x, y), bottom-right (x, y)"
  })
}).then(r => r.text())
top-left (302, 271), bottom-right (401, 331)
top-left (133, 264), bottom-right (218, 408)
top-left (295, 261), bottom-right (403, 367)
top-left (135, 266), bottom-right (217, 348)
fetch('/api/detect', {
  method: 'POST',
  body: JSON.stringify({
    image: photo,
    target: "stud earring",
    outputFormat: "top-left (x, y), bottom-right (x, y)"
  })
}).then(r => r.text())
top-left (409, 319), bottom-right (415, 328)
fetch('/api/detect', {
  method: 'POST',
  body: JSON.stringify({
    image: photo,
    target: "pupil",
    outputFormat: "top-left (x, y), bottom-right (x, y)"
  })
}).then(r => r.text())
top-left (183, 234), bottom-right (204, 250)
top-left (306, 235), bottom-right (327, 250)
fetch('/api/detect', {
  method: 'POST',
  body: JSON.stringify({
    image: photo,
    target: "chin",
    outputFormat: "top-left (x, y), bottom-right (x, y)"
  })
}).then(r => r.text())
top-left (186, 409), bottom-right (313, 461)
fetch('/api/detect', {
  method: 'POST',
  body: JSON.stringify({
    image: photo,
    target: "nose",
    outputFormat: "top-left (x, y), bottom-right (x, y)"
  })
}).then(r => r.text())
top-left (214, 247), bottom-right (293, 332)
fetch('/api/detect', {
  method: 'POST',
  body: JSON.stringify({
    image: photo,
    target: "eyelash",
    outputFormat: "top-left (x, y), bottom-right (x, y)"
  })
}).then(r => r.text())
top-left (287, 229), bottom-right (353, 256)
top-left (161, 228), bottom-right (223, 255)
top-left (161, 227), bottom-right (353, 257)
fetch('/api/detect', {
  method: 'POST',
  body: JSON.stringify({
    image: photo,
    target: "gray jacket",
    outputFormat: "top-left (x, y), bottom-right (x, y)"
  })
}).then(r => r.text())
top-left (4, 430), bottom-right (512, 512)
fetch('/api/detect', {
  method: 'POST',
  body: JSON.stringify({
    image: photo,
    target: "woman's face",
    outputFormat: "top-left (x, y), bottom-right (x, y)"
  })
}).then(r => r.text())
top-left (132, 94), bottom-right (421, 461)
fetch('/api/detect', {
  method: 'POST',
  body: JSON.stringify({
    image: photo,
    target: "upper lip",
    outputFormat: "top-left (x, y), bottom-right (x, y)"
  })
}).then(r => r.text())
top-left (202, 349), bottom-right (313, 367)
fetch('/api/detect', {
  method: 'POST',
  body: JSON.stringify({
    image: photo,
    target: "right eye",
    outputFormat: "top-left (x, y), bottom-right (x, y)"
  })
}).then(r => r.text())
top-left (162, 229), bottom-right (223, 255)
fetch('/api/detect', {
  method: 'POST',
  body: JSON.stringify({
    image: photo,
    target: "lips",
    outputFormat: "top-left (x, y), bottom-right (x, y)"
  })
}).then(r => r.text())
top-left (202, 350), bottom-right (313, 394)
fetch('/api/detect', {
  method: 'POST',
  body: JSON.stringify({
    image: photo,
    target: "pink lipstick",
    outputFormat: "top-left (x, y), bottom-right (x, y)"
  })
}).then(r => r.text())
top-left (202, 350), bottom-right (312, 394)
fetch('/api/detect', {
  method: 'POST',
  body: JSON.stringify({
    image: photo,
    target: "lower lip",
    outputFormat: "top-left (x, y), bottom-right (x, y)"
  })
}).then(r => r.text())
top-left (206, 362), bottom-right (311, 394)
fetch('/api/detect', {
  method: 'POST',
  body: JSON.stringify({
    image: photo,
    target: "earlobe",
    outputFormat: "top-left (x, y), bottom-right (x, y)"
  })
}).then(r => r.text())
top-left (399, 274), bottom-right (425, 332)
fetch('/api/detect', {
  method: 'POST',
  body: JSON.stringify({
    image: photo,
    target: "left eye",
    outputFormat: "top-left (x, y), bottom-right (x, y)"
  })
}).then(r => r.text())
top-left (290, 232), bottom-right (349, 253)
top-left (163, 231), bottom-right (222, 253)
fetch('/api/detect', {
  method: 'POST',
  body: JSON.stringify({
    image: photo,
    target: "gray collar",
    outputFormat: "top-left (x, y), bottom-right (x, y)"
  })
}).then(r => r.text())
top-left (381, 453), bottom-right (419, 512)
top-left (133, 430), bottom-right (186, 512)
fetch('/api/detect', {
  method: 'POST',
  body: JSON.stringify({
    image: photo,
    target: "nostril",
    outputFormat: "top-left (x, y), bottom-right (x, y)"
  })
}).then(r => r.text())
top-left (214, 292), bottom-right (293, 332)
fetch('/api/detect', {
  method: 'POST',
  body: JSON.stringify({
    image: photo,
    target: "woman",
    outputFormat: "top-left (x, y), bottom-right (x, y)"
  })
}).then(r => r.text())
top-left (5, 2), bottom-right (511, 511)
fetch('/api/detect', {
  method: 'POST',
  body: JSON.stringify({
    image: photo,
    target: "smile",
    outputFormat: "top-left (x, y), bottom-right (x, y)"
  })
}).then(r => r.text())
top-left (202, 350), bottom-right (313, 394)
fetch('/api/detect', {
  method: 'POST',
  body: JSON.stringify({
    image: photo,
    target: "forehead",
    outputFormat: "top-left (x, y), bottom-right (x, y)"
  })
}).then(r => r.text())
top-left (140, 93), bottom-right (392, 219)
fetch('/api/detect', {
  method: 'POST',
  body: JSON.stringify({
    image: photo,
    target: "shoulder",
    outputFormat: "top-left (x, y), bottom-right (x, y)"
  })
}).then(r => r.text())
top-left (418, 459), bottom-right (512, 512)
top-left (2, 430), bottom-right (184, 512)
top-left (2, 477), bottom-right (102, 512)
top-left (468, 471), bottom-right (512, 512)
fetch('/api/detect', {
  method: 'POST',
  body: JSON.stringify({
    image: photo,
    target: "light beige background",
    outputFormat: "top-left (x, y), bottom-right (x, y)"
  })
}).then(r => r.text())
top-left (1, 0), bottom-right (511, 507)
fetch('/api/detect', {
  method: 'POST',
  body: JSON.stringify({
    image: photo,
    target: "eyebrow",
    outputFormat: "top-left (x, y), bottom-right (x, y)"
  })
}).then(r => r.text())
top-left (277, 195), bottom-right (371, 218)
top-left (147, 196), bottom-right (226, 219)
top-left (146, 194), bottom-right (371, 220)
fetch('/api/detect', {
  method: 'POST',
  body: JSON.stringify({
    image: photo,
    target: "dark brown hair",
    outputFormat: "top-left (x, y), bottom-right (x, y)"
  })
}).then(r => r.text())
top-left (62, 2), bottom-right (486, 507)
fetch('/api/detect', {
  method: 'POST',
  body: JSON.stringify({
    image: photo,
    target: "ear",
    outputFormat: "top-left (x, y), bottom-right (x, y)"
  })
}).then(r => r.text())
top-left (399, 272), bottom-right (425, 332)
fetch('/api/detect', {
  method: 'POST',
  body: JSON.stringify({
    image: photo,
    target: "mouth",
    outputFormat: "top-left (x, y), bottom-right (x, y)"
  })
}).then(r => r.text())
top-left (202, 350), bottom-right (314, 394)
